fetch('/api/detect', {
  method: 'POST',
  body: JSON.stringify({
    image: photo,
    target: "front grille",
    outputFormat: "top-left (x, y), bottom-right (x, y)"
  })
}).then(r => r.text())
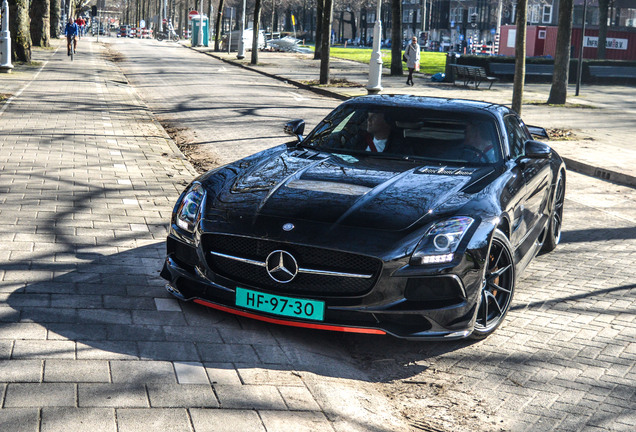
top-left (202, 234), bottom-right (382, 296)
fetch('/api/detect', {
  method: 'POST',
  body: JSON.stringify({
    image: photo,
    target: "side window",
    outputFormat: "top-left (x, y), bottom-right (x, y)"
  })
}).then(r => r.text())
top-left (504, 116), bottom-right (527, 159)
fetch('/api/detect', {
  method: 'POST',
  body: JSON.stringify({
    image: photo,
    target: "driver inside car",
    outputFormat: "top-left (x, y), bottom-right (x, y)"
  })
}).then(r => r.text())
top-left (462, 121), bottom-right (497, 163)
top-left (363, 112), bottom-right (392, 152)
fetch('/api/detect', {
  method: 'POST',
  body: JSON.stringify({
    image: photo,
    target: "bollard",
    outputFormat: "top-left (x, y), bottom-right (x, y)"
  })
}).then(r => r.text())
top-left (0, 0), bottom-right (14, 73)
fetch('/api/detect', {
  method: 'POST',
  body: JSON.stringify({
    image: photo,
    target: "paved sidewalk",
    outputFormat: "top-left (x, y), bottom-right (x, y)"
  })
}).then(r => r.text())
top-left (0, 39), bottom-right (409, 431)
top-left (194, 48), bottom-right (636, 188)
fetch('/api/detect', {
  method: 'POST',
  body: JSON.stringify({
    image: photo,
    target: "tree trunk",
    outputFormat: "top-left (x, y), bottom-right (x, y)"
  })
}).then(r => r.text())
top-left (314, 0), bottom-right (323, 59)
top-left (8, 0), bottom-right (32, 62)
top-left (390, 0), bottom-right (402, 75)
top-left (511, 0), bottom-right (527, 114)
top-left (547, 0), bottom-right (574, 104)
top-left (251, 0), bottom-right (262, 64)
top-left (343, 10), bottom-right (356, 40)
top-left (30, 0), bottom-right (51, 47)
top-left (215, 0), bottom-right (225, 51)
top-left (597, 0), bottom-right (609, 59)
top-left (50, 0), bottom-right (60, 38)
top-left (319, 0), bottom-right (333, 84)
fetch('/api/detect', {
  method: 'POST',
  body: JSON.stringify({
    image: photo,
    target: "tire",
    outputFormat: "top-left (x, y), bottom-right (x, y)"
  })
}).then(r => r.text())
top-left (470, 229), bottom-right (515, 340)
top-left (171, 35), bottom-right (179, 42)
top-left (541, 172), bottom-right (565, 253)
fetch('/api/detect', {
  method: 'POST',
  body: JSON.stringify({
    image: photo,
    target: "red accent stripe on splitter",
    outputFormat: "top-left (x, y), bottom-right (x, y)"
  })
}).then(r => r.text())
top-left (193, 299), bottom-right (386, 335)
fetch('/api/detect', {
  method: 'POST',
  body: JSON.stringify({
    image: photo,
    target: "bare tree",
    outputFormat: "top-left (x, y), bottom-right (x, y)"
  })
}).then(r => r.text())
top-left (547, 0), bottom-right (574, 104)
top-left (342, 8), bottom-right (356, 40)
top-left (511, 0), bottom-right (527, 113)
top-left (390, 0), bottom-right (401, 75)
top-left (30, 0), bottom-right (51, 47)
top-left (214, 0), bottom-right (226, 50)
top-left (314, 0), bottom-right (323, 59)
top-left (597, 0), bottom-right (609, 59)
top-left (319, 0), bottom-right (333, 84)
top-left (8, 0), bottom-right (32, 62)
top-left (251, 0), bottom-right (262, 64)
top-left (50, 0), bottom-right (61, 38)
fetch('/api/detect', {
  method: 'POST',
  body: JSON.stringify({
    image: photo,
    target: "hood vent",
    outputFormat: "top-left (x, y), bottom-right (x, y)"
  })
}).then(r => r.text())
top-left (289, 149), bottom-right (329, 160)
top-left (417, 166), bottom-right (475, 176)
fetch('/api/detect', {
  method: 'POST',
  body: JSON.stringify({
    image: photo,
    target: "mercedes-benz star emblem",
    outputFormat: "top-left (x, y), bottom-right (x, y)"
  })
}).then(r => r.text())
top-left (282, 223), bottom-right (294, 231)
top-left (265, 250), bottom-right (298, 283)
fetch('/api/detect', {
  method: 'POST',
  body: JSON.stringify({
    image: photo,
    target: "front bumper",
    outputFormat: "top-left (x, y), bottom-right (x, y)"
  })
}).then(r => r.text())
top-left (160, 234), bottom-right (486, 340)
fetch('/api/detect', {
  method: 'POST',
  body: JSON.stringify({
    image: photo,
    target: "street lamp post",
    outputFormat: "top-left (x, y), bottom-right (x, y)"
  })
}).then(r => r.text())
top-left (0, 0), bottom-right (14, 73)
top-left (237, 0), bottom-right (246, 59)
top-left (197, 0), bottom-right (204, 46)
top-left (366, 0), bottom-right (383, 94)
top-left (575, 0), bottom-right (588, 96)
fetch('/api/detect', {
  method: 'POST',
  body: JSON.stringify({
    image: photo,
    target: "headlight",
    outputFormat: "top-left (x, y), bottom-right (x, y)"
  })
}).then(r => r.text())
top-left (175, 183), bottom-right (205, 232)
top-left (411, 217), bottom-right (474, 265)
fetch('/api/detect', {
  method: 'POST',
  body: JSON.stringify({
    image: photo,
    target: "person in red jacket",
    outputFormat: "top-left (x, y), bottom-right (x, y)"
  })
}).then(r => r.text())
top-left (75, 17), bottom-right (86, 37)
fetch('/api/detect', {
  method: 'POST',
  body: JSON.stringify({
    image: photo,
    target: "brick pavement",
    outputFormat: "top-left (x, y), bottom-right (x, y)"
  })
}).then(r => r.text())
top-left (0, 40), bottom-right (410, 431)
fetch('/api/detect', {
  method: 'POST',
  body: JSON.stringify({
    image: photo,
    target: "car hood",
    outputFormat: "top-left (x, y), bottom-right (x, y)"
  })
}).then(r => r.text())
top-left (211, 149), bottom-right (491, 231)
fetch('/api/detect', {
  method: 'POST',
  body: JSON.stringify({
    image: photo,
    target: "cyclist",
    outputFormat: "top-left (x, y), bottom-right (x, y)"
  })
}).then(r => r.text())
top-left (65, 19), bottom-right (79, 56)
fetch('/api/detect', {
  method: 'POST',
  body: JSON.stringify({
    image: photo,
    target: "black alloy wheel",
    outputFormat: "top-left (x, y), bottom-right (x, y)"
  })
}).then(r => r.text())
top-left (541, 172), bottom-right (565, 253)
top-left (471, 229), bottom-right (515, 339)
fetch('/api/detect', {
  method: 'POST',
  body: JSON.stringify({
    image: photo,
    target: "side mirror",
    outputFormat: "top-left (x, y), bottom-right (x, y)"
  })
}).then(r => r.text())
top-left (283, 119), bottom-right (305, 141)
top-left (524, 140), bottom-right (552, 159)
top-left (527, 125), bottom-right (549, 139)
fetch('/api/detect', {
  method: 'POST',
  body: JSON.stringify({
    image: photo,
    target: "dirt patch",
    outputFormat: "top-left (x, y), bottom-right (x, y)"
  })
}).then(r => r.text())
top-left (547, 128), bottom-right (579, 141)
top-left (379, 372), bottom-right (506, 432)
top-left (301, 78), bottom-right (363, 88)
top-left (102, 44), bottom-right (126, 63)
top-left (525, 100), bottom-right (597, 109)
top-left (159, 119), bottom-right (220, 173)
top-left (349, 349), bottom-right (508, 432)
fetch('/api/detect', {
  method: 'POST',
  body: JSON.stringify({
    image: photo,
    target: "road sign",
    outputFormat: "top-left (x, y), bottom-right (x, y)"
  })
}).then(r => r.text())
top-left (188, 10), bottom-right (198, 20)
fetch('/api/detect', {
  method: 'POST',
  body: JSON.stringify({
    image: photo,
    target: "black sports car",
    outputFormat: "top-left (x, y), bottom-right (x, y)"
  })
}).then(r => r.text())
top-left (161, 95), bottom-right (566, 340)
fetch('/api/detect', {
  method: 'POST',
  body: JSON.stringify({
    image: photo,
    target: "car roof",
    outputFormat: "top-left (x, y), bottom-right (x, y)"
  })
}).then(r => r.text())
top-left (344, 95), bottom-right (510, 117)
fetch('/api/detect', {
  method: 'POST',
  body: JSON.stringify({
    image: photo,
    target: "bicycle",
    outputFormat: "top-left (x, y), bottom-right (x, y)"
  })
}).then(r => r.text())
top-left (67, 37), bottom-right (77, 61)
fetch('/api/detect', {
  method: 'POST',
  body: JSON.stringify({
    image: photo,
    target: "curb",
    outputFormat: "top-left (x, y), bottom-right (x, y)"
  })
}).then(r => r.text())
top-left (561, 157), bottom-right (636, 188)
top-left (184, 45), bottom-right (636, 189)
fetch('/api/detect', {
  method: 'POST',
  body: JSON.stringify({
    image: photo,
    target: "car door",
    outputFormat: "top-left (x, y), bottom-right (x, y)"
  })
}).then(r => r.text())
top-left (504, 115), bottom-right (552, 249)
top-left (502, 115), bottom-right (529, 251)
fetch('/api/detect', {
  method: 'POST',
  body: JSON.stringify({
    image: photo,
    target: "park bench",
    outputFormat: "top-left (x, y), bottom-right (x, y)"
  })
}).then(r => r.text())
top-left (489, 63), bottom-right (554, 77)
top-left (588, 65), bottom-right (636, 79)
top-left (451, 65), bottom-right (499, 89)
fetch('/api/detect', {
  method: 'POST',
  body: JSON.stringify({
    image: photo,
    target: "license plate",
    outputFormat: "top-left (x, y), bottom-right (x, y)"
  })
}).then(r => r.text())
top-left (235, 287), bottom-right (325, 321)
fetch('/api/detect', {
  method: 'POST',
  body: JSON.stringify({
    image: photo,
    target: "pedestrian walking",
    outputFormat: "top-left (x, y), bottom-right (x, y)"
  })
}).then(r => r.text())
top-left (404, 36), bottom-right (420, 86)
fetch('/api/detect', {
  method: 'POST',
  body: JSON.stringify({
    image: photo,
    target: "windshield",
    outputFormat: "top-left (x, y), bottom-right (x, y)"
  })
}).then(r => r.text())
top-left (301, 105), bottom-right (501, 165)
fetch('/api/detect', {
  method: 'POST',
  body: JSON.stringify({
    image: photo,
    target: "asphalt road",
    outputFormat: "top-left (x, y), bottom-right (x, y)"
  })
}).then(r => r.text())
top-left (106, 38), bottom-right (336, 168)
top-left (105, 38), bottom-right (636, 432)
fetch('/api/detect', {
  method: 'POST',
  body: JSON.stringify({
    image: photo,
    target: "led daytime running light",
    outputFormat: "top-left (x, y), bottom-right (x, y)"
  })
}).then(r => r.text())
top-left (419, 253), bottom-right (454, 264)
